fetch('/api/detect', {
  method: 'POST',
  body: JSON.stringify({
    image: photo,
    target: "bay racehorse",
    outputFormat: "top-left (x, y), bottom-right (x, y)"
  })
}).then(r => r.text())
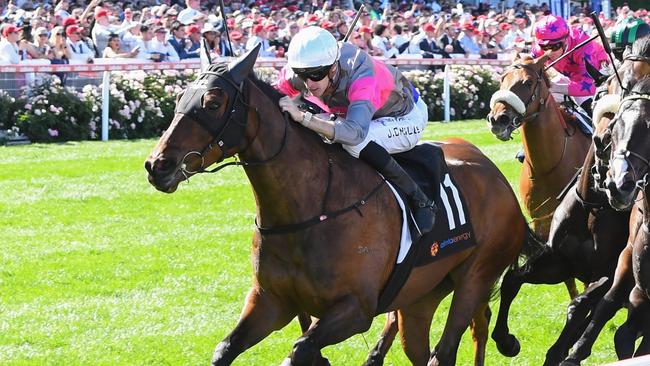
top-left (145, 46), bottom-right (542, 366)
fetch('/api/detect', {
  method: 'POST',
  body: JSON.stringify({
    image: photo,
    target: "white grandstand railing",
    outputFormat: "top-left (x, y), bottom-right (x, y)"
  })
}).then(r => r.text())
top-left (0, 57), bottom-right (511, 141)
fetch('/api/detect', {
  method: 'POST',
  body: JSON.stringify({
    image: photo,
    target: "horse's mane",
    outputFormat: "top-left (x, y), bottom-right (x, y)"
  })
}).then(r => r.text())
top-left (204, 62), bottom-right (285, 106)
top-left (249, 72), bottom-right (284, 106)
top-left (630, 76), bottom-right (650, 94)
top-left (631, 36), bottom-right (650, 58)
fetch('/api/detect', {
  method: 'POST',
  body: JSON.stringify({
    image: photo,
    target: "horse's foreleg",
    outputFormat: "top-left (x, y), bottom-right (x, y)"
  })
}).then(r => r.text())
top-left (429, 268), bottom-right (498, 366)
top-left (562, 246), bottom-right (635, 365)
top-left (398, 287), bottom-right (450, 366)
top-left (212, 287), bottom-right (295, 366)
top-left (492, 249), bottom-right (570, 357)
top-left (629, 287), bottom-right (650, 358)
top-left (362, 311), bottom-right (399, 366)
top-left (287, 295), bottom-right (373, 366)
top-left (543, 278), bottom-right (611, 366)
top-left (470, 303), bottom-right (491, 366)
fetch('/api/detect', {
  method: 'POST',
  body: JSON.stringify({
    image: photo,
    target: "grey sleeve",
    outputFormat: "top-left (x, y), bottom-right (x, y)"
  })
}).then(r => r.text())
top-left (332, 100), bottom-right (374, 146)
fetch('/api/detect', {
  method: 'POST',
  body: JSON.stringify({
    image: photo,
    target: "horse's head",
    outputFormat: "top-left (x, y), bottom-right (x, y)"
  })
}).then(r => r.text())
top-left (487, 53), bottom-right (550, 141)
top-left (145, 45), bottom-right (260, 193)
top-left (605, 78), bottom-right (650, 210)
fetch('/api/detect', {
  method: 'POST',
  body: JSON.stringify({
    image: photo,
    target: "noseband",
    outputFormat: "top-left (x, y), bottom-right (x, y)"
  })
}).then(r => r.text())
top-left (490, 64), bottom-right (549, 129)
top-left (175, 69), bottom-right (288, 177)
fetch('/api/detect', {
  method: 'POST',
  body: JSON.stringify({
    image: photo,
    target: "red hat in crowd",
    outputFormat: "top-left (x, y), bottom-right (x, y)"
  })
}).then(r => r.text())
top-left (422, 23), bottom-right (435, 32)
top-left (186, 25), bottom-right (200, 34)
top-left (252, 24), bottom-right (265, 34)
top-left (307, 14), bottom-right (320, 23)
top-left (62, 17), bottom-right (77, 27)
top-left (265, 24), bottom-right (278, 32)
top-left (65, 25), bottom-right (83, 36)
top-left (461, 23), bottom-right (475, 31)
top-left (226, 18), bottom-right (235, 28)
top-left (358, 25), bottom-right (372, 34)
top-left (95, 9), bottom-right (109, 18)
top-left (321, 20), bottom-right (335, 29)
top-left (2, 24), bottom-right (21, 37)
top-left (287, 5), bottom-right (298, 12)
top-left (498, 23), bottom-right (511, 31)
top-left (231, 31), bottom-right (243, 40)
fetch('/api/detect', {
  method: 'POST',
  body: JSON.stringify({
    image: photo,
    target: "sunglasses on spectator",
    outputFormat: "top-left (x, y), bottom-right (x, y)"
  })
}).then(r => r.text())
top-left (292, 65), bottom-right (332, 82)
top-left (56, 32), bottom-right (64, 35)
top-left (540, 42), bottom-right (563, 51)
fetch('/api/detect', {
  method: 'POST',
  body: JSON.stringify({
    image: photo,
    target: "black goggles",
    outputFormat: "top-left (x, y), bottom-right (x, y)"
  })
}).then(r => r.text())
top-left (292, 65), bottom-right (332, 82)
top-left (540, 42), bottom-right (564, 51)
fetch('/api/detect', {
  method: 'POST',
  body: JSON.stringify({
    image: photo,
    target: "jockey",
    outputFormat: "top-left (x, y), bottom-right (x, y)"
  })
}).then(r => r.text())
top-left (275, 26), bottom-right (436, 235)
top-left (531, 14), bottom-right (610, 132)
top-left (609, 17), bottom-right (650, 62)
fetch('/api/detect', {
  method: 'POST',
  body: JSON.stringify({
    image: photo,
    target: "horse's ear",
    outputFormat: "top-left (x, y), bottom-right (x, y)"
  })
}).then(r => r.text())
top-left (512, 52), bottom-right (521, 62)
top-left (229, 43), bottom-right (261, 84)
top-left (535, 51), bottom-right (551, 68)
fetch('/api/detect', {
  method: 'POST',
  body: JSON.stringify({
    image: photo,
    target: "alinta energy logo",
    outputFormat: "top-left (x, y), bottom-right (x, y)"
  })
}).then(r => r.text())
top-left (430, 231), bottom-right (472, 257)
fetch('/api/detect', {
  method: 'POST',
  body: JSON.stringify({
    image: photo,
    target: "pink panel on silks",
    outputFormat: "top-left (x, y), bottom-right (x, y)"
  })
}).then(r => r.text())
top-left (274, 65), bottom-right (300, 98)
top-left (348, 58), bottom-right (395, 110)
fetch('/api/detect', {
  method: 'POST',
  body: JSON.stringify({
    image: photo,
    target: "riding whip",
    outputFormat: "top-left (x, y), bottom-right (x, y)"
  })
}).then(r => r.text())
top-left (589, 12), bottom-right (624, 90)
top-left (544, 34), bottom-right (599, 71)
top-left (342, 4), bottom-right (366, 43)
top-left (218, 0), bottom-right (234, 57)
top-left (200, 38), bottom-right (212, 72)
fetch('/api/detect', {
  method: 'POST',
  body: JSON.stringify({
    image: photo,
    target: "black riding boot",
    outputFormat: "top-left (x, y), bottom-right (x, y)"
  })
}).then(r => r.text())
top-left (359, 141), bottom-right (437, 234)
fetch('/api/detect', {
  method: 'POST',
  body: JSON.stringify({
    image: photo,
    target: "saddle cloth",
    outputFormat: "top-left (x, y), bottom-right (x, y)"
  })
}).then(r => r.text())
top-left (376, 142), bottom-right (477, 314)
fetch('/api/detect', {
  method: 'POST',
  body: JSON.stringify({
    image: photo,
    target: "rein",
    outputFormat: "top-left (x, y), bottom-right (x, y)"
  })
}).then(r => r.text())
top-left (178, 69), bottom-right (387, 235)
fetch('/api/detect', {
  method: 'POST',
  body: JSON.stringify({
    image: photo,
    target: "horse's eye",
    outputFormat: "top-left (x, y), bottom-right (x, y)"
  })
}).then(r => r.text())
top-left (524, 80), bottom-right (533, 87)
top-left (207, 102), bottom-right (220, 111)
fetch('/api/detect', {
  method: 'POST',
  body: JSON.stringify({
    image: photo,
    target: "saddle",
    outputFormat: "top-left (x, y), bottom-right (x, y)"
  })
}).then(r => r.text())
top-left (559, 99), bottom-right (594, 136)
top-left (376, 142), bottom-right (477, 313)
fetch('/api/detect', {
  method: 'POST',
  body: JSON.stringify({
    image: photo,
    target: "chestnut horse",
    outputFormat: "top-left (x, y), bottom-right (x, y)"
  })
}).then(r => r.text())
top-left (487, 54), bottom-right (591, 241)
top-left (145, 47), bottom-right (541, 366)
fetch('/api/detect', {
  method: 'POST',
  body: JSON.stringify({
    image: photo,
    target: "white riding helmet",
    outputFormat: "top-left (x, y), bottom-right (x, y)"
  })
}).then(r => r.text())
top-left (287, 26), bottom-right (339, 69)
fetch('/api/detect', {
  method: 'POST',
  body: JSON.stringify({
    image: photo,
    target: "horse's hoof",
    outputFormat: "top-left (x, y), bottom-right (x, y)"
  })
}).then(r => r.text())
top-left (495, 334), bottom-right (521, 357)
top-left (279, 358), bottom-right (292, 366)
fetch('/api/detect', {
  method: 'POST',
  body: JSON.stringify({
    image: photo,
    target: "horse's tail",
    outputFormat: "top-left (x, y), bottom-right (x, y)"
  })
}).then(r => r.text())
top-left (514, 223), bottom-right (549, 273)
top-left (489, 223), bottom-right (548, 301)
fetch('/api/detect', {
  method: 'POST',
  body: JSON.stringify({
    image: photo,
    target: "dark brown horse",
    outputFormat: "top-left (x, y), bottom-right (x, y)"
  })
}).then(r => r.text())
top-left (559, 77), bottom-right (650, 366)
top-left (487, 54), bottom-right (591, 241)
top-left (144, 47), bottom-right (540, 366)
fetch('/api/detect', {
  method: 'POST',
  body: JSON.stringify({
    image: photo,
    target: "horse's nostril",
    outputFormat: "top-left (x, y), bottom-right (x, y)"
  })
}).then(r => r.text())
top-left (620, 180), bottom-right (636, 193)
top-left (144, 160), bottom-right (154, 174)
top-left (497, 114), bottom-right (510, 126)
top-left (155, 158), bottom-right (176, 173)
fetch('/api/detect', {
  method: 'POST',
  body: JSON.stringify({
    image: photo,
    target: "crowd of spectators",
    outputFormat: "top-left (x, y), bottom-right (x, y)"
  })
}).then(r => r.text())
top-left (0, 0), bottom-right (649, 66)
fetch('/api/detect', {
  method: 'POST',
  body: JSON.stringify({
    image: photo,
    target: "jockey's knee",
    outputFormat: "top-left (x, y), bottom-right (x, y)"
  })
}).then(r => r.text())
top-left (342, 138), bottom-right (372, 158)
